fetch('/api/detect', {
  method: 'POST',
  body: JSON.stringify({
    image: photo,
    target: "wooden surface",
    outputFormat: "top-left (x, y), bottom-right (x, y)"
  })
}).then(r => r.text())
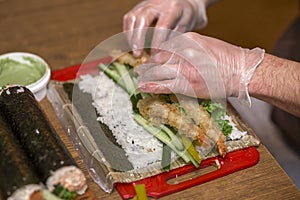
top-left (1, 0), bottom-right (300, 199)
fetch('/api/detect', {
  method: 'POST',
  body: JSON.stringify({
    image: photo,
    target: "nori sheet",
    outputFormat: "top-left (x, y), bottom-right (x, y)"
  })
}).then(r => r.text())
top-left (64, 82), bottom-right (133, 171)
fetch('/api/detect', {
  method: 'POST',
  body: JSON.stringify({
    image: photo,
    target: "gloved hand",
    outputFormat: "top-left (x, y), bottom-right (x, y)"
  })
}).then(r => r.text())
top-left (123, 0), bottom-right (210, 57)
top-left (137, 32), bottom-right (265, 107)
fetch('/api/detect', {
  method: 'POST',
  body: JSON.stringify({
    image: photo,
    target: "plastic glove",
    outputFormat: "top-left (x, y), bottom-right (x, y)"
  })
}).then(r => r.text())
top-left (123, 0), bottom-right (209, 57)
top-left (137, 32), bottom-right (265, 107)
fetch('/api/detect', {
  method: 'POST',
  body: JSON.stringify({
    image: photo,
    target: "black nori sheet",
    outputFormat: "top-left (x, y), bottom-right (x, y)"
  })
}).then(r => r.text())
top-left (63, 83), bottom-right (121, 148)
top-left (0, 86), bottom-right (76, 181)
top-left (66, 83), bottom-right (134, 171)
top-left (0, 113), bottom-right (40, 199)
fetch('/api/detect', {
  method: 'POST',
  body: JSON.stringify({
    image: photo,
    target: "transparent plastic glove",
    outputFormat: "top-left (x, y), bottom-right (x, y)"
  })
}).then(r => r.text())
top-left (123, 0), bottom-right (209, 57)
top-left (137, 32), bottom-right (265, 107)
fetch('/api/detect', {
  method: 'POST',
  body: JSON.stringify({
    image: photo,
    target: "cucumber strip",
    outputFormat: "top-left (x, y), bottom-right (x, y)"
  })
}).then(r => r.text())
top-left (161, 143), bottom-right (172, 171)
top-left (109, 63), bottom-right (126, 89)
top-left (114, 62), bottom-right (137, 96)
top-left (184, 149), bottom-right (200, 168)
top-left (0, 86), bottom-right (77, 182)
top-left (133, 184), bottom-right (148, 200)
top-left (132, 76), bottom-right (138, 87)
top-left (134, 114), bottom-right (172, 143)
top-left (98, 63), bottom-right (126, 89)
top-left (134, 114), bottom-right (191, 163)
top-left (181, 135), bottom-right (202, 165)
top-left (157, 124), bottom-right (185, 151)
top-left (107, 62), bottom-right (144, 113)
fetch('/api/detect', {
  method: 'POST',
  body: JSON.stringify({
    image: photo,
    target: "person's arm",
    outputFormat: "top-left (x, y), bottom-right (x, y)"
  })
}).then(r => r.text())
top-left (249, 54), bottom-right (300, 117)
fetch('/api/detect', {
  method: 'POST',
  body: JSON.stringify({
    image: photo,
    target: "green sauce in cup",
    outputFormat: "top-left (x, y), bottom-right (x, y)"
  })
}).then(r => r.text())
top-left (0, 56), bottom-right (46, 86)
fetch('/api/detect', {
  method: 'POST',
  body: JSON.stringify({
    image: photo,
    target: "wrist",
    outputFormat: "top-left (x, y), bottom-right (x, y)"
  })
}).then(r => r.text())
top-left (248, 54), bottom-right (300, 117)
top-left (248, 54), bottom-right (281, 98)
top-left (237, 47), bottom-right (265, 107)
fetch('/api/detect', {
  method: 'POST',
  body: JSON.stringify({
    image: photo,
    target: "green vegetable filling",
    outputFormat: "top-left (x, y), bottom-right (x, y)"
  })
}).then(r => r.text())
top-left (201, 100), bottom-right (233, 136)
top-left (52, 184), bottom-right (77, 200)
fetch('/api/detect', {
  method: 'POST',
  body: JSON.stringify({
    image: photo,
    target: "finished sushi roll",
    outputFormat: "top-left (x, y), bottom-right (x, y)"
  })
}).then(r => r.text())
top-left (0, 86), bottom-right (87, 198)
top-left (0, 113), bottom-right (43, 200)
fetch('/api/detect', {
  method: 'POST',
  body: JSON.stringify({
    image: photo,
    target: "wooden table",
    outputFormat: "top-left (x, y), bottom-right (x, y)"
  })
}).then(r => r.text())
top-left (1, 0), bottom-right (299, 199)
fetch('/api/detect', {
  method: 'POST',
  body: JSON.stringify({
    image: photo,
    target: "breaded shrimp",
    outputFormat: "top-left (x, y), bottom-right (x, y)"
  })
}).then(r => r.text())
top-left (110, 50), bottom-right (149, 67)
top-left (137, 97), bottom-right (211, 152)
top-left (137, 96), bottom-right (227, 156)
top-left (179, 97), bottom-right (227, 156)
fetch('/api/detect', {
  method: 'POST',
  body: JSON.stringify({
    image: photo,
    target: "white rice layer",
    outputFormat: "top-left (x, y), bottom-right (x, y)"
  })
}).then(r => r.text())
top-left (223, 115), bottom-right (247, 140)
top-left (78, 73), bottom-right (163, 169)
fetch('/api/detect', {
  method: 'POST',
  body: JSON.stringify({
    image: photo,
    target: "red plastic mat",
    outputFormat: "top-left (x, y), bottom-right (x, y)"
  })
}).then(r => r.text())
top-left (51, 61), bottom-right (260, 199)
top-left (115, 147), bottom-right (259, 199)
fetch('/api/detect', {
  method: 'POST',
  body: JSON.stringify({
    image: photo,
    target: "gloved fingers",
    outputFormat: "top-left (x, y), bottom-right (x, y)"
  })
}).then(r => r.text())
top-left (152, 33), bottom-right (203, 60)
top-left (150, 9), bottom-right (184, 53)
top-left (138, 51), bottom-right (192, 81)
top-left (124, 10), bottom-right (159, 57)
top-left (138, 78), bottom-right (225, 99)
top-left (197, 4), bottom-right (208, 29)
top-left (135, 63), bottom-right (156, 76)
top-left (150, 48), bottom-right (214, 75)
top-left (123, 1), bottom-right (155, 33)
top-left (137, 63), bottom-right (179, 82)
top-left (172, 8), bottom-right (203, 32)
top-left (150, 49), bottom-right (184, 65)
top-left (137, 63), bottom-right (226, 99)
top-left (138, 79), bottom-right (209, 98)
top-left (138, 80), bottom-right (178, 94)
top-left (185, 0), bottom-right (208, 30)
top-left (123, 0), bottom-right (202, 57)
top-left (150, 29), bottom-right (174, 55)
top-left (123, 2), bottom-right (147, 46)
top-left (150, 50), bottom-right (174, 64)
top-left (138, 50), bottom-right (212, 83)
top-left (131, 28), bottom-right (149, 57)
top-left (136, 52), bottom-right (183, 82)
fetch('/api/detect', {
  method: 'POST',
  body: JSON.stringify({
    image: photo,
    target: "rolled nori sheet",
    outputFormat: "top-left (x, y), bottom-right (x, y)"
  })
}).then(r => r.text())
top-left (0, 86), bottom-right (76, 182)
top-left (0, 113), bottom-right (40, 199)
